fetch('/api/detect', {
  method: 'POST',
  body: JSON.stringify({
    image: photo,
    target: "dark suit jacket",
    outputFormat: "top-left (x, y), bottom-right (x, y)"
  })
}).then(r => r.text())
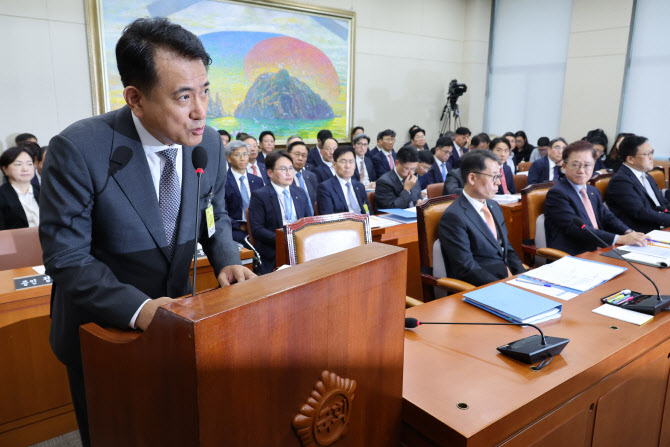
top-left (248, 183), bottom-right (312, 274)
top-left (372, 149), bottom-right (396, 179)
top-left (313, 164), bottom-right (335, 183)
top-left (316, 176), bottom-right (371, 215)
top-left (0, 182), bottom-right (40, 230)
top-left (375, 169), bottom-right (422, 210)
top-left (497, 163), bottom-right (517, 194)
top-left (439, 193), bottom-right (524, 286)
top-left (605, 165), bottom-right (670, 233)
top-left (527, 155), bottom-right (562, 185)
top-left (256, 152), bottom-right (265, 165)
top-left (31, 174), bottom-right (40, 188)
top-left (367, 146), bottom-right (380, 158)
top-left (248, 161), bottom-right (269, 185)
top-left (420, 161), bottom-right (447, 189)
top-left (307, 147), bottom-right (326, 171)
top-left (225, 170), bottom-right (264, 243)
top-left (447, 145), bottom-right (468, 169)
top-left (293, 168), bottom-right (319, 211)
top-left (545, 178), bottom-right (629, 255)
top-left (443, 169), bottom-right (463, 196)
top-left (40, 105), bottom-right (241, 366)
top-left (353, 156), bottom-right (377, 183)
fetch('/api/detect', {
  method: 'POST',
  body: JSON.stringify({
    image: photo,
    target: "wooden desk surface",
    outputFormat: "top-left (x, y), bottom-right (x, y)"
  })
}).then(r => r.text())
top-left (403, 248), bottom-right (670, 446)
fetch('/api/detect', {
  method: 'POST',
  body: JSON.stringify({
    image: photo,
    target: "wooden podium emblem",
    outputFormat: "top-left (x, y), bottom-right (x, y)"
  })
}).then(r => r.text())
top-left (292, 371), bottom-right (357, 446)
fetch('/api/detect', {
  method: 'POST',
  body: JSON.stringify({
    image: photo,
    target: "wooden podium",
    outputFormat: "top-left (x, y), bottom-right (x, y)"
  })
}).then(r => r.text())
top-left (80, 243), bottom-right (406, 446)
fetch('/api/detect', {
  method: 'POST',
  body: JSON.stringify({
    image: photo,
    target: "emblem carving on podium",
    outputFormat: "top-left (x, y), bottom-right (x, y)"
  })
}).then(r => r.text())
top-left (292, 370), bottom-right (357, 446)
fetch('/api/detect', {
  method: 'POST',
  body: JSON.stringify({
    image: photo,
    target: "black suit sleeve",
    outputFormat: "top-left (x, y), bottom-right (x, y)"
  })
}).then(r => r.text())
top-left (606, 175), bottom-right (670, 228)
top-left (316, 182), bottom-right (335, 215)
top-left (248, 191), bottom-right (276, 246)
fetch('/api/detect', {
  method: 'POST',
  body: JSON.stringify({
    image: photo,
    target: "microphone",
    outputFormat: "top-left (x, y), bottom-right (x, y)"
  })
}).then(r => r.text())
top-left (405, 317), bottom-right (569, 366)
top-left (191, 146), bottom-right (208, 296)
top-left (572, 216), bottom-right (670, 315)
top-left (243, 235), bottom-right (263, 274)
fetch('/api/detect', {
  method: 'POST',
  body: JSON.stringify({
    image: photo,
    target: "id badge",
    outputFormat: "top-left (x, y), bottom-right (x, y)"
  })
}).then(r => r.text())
top-left (206, 204), bottom-right (215, 238)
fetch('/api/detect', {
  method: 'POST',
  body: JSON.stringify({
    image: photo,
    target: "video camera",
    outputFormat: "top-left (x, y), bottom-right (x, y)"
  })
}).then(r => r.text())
top-left (448, 79), bottom-right (467, 104)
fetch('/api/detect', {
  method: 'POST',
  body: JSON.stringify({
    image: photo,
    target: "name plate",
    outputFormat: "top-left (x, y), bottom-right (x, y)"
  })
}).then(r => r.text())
top-left (14, 274), bottom-right (52, 291)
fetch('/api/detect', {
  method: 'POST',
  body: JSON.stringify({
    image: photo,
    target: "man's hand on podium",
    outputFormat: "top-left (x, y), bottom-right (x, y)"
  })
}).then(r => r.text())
top-left (136, 297), bottom-right (173, 331)
top-left (218, 265), bottom-right (256, 287)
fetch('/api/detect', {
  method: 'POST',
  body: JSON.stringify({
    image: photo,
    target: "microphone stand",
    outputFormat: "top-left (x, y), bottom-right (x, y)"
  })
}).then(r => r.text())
top-left (192, 167), bottom-right (204, 296)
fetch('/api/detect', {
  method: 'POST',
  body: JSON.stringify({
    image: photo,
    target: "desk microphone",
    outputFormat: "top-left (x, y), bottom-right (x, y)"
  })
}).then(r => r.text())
top-left (572, 216), bottom-right (670, 314)
top-left (405, 317), bottom-right (569, 367)
top-left (191, 146), bottom-right (208, 296)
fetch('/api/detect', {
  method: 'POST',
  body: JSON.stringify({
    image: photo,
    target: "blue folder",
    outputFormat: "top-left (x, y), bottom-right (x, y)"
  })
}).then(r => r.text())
top-left (463, 283), bottom-right (563, 324)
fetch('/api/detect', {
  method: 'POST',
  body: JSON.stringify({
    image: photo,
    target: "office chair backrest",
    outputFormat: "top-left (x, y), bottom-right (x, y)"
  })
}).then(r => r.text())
top-left (588, 173), bottom-right (614, 200)
top-left (417, 195), bottom-right (458, 270)
top-left (0, 226), bottom-right (43, 270)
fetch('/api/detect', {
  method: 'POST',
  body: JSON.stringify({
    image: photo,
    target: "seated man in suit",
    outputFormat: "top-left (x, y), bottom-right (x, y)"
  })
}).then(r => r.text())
top-left (224, 140), bottom-right (264, 243)
top-left (605, 135), bottom-right (670, 233)
top-left (317, 146), bottom-right (371, 215)
top-left (312, 137), bottom-right (338, 183)
top-left (375, 146), bottom-right (423, 209)
top-left (243, 134), bottom-right (269, 184)
top-left (439, 150), bottom-right (525, 286)
top-left (448, 127), bottom-right (470, 169)
top-left (256, 130), bottom-right (275, 165)
top-left (545, 140), bottom-right (646, 255)
top-left (422, 136), bottom-right (453, 189)
top-left (248, 150), bottom-right (312, 274)
top-left (307, 129), bottom-right (332, 171)
top-left (368, 132), bottom-right (383, 159)
top-left (443, 168), bottom-right (463, 196)
top-left (416, 150), bottom-right (436, 190)
top-left (287, 140), bottom-right (317, 215)
top-left (529, 136), bottom-right (550, 163)
top-left (372, 129), bottom-right (397, 179)
top-left (489, 137), bottom-right (516, 194)
top-left (527, 137), bottom-right (567, 185)
top-left (352, 133), bottom-right (377, 188)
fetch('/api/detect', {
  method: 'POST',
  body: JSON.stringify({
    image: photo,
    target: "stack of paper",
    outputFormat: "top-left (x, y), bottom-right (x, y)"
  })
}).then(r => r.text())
top-left (491, 194), bottom-right (521, 204)
top-left (369, 215), bottom-right (402, 228)
top-left (377, 208), bottom-right (417, 223)
top-left (463, 283), bottom-right (563, 324)
top-left (592, 304), bottom-right (653, 326)
top-left (518, 256), bottom-right (626, 294)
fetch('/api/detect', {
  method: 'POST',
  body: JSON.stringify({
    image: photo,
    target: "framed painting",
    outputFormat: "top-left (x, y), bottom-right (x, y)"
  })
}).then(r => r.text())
top-left (85, 0), bottom-right (355, 142)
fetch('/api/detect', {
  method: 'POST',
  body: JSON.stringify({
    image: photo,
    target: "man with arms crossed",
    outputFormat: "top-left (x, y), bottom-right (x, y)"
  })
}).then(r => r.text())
top-left (39, 18), bottom-right (255, 446)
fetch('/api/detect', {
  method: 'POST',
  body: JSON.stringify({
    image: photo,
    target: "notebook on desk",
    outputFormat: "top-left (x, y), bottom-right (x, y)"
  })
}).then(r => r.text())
top-left (463, 283), bottom-right (563, 324)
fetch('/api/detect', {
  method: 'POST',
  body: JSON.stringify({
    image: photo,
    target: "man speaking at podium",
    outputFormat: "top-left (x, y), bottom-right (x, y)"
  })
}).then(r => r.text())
top-left (39, 18), bottom-right (254, 446)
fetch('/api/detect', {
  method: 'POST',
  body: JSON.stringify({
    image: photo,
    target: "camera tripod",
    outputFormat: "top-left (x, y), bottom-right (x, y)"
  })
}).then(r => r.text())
top-left (439, 100), bottom-right (461, 136)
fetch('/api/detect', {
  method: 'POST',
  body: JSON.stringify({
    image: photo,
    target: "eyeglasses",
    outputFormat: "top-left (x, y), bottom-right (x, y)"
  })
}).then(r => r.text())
top-left (551, 146), bottom-right (565, 151)
top-left (354, 142), bottom-right (369, 147)
top-left (336, 159), bottom-right (356, 166)
top-left (635, 150), bottom-right (655, 159)
top-left (274, 166), bottom-right (295, 174)
top-left (230, 152), bottom-right (249, 158)
top-left (291, 152), bottom-right (308, 159)
top-left (475, 172), bottom-right (502, 182)
top-left (437, 147), bottom-right (453, 154)
top-left (567, 163), bottom-right (594, 170)
top-left (382, 138), bottom-right (396, 142)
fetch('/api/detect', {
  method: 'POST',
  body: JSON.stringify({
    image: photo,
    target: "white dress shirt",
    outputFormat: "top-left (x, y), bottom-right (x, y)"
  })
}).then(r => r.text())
top-left (11, 183), bottom-right (40, 227)
top-left (548, 158), bottom-right (558, 181)
top-left (271, 181), bottom-right (297, 225)
top-left (624, 163), bottom-right (661, 207)
top-left (336, 175), bottom-right (356, 212)
top-left (463, 190), bottom-right (489, 226)
top-left (231, 169), bottom-right (251, 221)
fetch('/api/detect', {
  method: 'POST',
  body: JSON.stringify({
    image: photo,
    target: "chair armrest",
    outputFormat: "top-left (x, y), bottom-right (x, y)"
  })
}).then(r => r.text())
top-left (436, 277), bottom-right (476, 293)
top-left (405, 297), bottom-right (424, 308)
top-left (536, 247), bottom-right (569, 261)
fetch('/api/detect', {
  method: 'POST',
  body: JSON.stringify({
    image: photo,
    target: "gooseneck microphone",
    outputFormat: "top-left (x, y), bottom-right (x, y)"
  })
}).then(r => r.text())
top-left (405, 317), bottom-right (569, 367)
top-left (572, 216), bottom-right (670, 314)
top-left (191, 146), bottom-right (208, 296)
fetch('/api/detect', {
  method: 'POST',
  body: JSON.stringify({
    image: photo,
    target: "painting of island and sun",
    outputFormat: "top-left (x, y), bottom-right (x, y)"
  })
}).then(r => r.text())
top-left (96, 0), bottom-right (353, 141)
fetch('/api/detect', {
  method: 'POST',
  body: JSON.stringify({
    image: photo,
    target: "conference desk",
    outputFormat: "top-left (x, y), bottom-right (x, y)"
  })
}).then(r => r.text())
top-left (402, 247), bottom-right (670, 446)
top-left (0, 249), bottom-right (253, 446)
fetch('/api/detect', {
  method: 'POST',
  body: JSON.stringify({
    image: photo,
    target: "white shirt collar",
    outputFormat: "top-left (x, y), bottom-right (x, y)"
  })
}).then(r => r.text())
top-left (231, 169), bottom-right (246, 182)
top-left (623, 162), bottom-right (646, 178)
top-left (463, 189), bottom-right (486, 213)
top-left (336, 174), bottom-right (352, 186)
top-left (381, 148), bottom-right (393, 157)
top-left (131, 112), bottom-right (181, 153)
top-left (271, 181), bottom-right (290, 194)
top-left (356, 155), bottom-right (365, 162)
top-left (10, 183), bottom-right (33, 198)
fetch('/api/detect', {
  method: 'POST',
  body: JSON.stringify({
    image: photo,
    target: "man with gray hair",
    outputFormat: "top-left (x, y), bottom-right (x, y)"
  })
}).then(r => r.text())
top-left (225, 140), bottom-right (264, 243)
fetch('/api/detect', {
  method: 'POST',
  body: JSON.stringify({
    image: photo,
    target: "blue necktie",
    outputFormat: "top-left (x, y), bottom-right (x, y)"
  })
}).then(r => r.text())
top-left (553, 165), bottom-right (560, 182)
top-left (441, 162), bottom-right (447, 181)
top-left (239, 175), bottom-right (250, 214)
top-left (282, 189), bottom-right (295, 223)
top-left (296, 171), bottom-right (314, 215)
top-left (346, 182), bottom-right (361, 214)
top-left (158, 147), bottom-right (180, 258)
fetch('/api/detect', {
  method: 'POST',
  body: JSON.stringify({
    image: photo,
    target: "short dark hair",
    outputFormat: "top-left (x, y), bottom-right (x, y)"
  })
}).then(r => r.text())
top-left (460, 149), bottom-right (500, 183)
top-left (350, 126), bottom-right (364, 138)
top-left (489, 137), bottom-right (510, 151)
top-left (537, 137), bottom-right (550, 147)
top-left (418, 150), bottom-right (435, 165)
top-left (38, 146), bottom-right (48, 162)
top-left (550, 137), bottom-right (568, 148)
top-left (217, 129), bottom-right (231, 138)
top-left (586, 135), bottom-right (607, 148)
top-left (476, 132), bottom-right (491, 145)
top-left (586, 128), bottom-right (608, 149)
top-left (618, 135), bottom-right (648, 161)
top-left (15, 133), bottom-right (37, 145)
top-left (502, 131), bottom-right (515, 139)
top-left (379, 129), bottom-right (396, 140)
top-left (264, 150), bottom-right (293, 170)
top-left (22, 142), bottom-right (42, 161)
top-left (116, 17), bottom-right (212, 94)
top-left (352, 133), bottom-right (370, 145)
top-left (410, 127), bottom-right (425, 140)
top-left (470, 136), bottom-right (481, 148)
top-left (435, 136), bottom-right (454, 148)
top-left (259, 131), bottom-right (275, 143)
top-left (236, 132), bottom-right (250, 141)
top-left (562, 140), bottom-right (596, 163)
top-left (287, 140), bottom-right (308, 153)
top-left (317, 129), bottom-right (333, 142)
top-left (396, 146), bottom-right (420, 164)
top-left (333, 145), bottom-right (355, 162)
top-left (455, 127), bottom-right (471, 136)
top-left (242, 134), bottom-right (257, 143)
top-left (0, 146), bottom-right (34, 179)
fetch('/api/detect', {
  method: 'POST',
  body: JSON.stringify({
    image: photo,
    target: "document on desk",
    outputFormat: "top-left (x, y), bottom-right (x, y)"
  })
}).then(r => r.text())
top-left (377, 208), bottom-right (417, 223)
top-left (368, 215), bottom-right (403, 228)
top-left (619, 244), bottom-right (670, 264)
top-left (519, 256), bottom-right (626, 293)
top-left (507, 278), bottom-right (578, 300)
top-left (646, 230), bottom-right (670, 244)
top-left (464, 283), bottom-right (563, 324)
top-left (490, 194), bottom-right (521, 204)
top-left (592, 304), bottom-right (654, 326)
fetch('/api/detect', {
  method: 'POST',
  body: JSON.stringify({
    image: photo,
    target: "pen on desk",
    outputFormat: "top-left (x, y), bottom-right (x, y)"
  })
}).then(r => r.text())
top-left (612, 295), bottom-right (630, 304)
top-left (607, 294), bottom-right (625, 303)
top-left (617, 295), bottom-right (635, 305)
top-left (646, 238), bottom-right (670, 245)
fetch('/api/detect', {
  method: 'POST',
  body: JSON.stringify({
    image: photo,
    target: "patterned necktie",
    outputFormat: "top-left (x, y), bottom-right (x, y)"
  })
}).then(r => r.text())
top-left (500, 166), bottom-right (509, 194)
top-left (282, 189), bottom-right (295, 223)
top-left (579, 188), bottom-right (599, 229)
top-left (296, 172), bottom-right (314, 215)
top-left (388, 153), bottom-right (394, 170)
top-left (239, 175), bottom-right (250, 213)
top-left (346, 182), bottom-right (361, 214)
top-left (441, 162), bottom-right (447, 181)
top-left (641, 174), bottom-right (661, 207)
top-left (360, 160), bottom-right (366, 182)
top-left (158, 147), bottom-right (180, 258)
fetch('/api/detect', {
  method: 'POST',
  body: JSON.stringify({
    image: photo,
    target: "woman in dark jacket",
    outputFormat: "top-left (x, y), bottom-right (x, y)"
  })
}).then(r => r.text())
top-left (0, 146), bottom-right (40, 230)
